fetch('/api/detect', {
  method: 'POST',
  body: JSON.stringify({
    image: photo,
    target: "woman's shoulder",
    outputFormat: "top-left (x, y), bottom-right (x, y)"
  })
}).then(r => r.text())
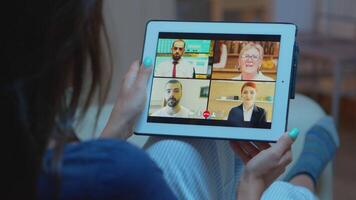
top-left (254, 105), bottom-right (267, 113)
top-left (257, 72), bottom-right (274, 81)
top-left (66, 139), bottom-right (145, 156)
top-left (43, 139), bottom-right (161, 176)
top-left (39, 139), bottom-right (175, 199)
top-left (230, 104), bottom-right (243, 112)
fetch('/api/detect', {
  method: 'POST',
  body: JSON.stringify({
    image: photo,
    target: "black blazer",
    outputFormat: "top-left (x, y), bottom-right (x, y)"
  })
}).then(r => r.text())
top-left (227, 104), bottom-right (269, 128)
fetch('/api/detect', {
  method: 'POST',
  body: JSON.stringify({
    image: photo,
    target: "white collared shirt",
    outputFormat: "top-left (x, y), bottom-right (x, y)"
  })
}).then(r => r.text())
top-left (154, 58), bottom-right (195, 78)
top-left (243, 106), bottom-right (253, 122)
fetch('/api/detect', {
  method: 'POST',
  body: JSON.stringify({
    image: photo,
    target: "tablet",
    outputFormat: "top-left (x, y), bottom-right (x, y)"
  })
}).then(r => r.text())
top-left (135, 21), bottom-right (297, 142)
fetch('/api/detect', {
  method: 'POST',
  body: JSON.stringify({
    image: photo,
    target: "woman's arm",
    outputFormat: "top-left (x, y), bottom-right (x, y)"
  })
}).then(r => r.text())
top-left (227, 109), bottom-right (234, 121)
top-left (101, 60), bottom-right (152, 139)
top-left (258, 107), bottom-right (268, 128)
top-left (231, 131), bottom-right (298, 200)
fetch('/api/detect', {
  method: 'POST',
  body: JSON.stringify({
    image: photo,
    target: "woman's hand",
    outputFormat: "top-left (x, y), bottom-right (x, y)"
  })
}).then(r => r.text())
top-left (231, 132), bottom-right (296, 200)
top-left (101, 60), bottom-right (152, 139)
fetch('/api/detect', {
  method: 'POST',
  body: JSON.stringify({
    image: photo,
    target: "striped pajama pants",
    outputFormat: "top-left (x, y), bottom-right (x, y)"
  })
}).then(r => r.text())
top-left (145, 137), bottom-right (317, 200)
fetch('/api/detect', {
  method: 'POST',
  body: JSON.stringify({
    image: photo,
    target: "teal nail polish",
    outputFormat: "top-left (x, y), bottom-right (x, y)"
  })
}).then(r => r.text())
top-left (143, 57), bottom-right (153, 68)
top-left (288, 128), bottom-right (299, 140)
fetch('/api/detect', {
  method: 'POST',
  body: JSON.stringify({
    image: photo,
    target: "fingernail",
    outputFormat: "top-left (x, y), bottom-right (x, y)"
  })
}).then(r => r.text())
top-left (143, 57), bottom-right (153, 68)
top-left (288, 128), bottom-right (299, 140)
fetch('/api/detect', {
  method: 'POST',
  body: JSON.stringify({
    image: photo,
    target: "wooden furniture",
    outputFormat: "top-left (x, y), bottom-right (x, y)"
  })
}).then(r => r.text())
top-left (210, 0), bottom-right (272, 21)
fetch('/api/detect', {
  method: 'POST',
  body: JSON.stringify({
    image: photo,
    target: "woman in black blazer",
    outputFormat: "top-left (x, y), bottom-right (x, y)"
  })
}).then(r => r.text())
top-left (227, 82), bottom-right (270, 128)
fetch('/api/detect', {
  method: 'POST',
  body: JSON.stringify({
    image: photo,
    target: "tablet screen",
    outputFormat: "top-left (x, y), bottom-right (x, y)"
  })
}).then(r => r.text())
top-left (148, 33), bottom-right (281, 129)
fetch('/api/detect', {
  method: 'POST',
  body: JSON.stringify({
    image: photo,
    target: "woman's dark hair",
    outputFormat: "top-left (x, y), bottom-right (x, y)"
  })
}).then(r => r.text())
top-left (2, 0), bottom-right (110, 199)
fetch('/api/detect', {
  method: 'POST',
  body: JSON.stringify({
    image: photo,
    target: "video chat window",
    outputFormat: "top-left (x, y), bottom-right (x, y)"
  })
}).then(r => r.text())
top-left (148, 33), bottom-right (280, 129)
top-left (149, 78), bottom-right (210, 119)
top-left (154, 39), bottom-right (213, 79)
top-left (212, 40), bottom-right (280, 81)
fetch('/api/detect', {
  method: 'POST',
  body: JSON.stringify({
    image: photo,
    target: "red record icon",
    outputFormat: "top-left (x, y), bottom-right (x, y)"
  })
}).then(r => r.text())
top-left (203, 110), bottom-right (210, 119)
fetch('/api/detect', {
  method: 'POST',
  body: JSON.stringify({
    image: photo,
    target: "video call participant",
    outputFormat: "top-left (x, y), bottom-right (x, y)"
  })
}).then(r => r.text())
top-left (227, 82), bottom-right (269, 128)
top-left (155, 39), bottom-right (195, 78)
top-left (151, 79), bottom-right (194, 117)
top-left (232, 43), bottom-right (274, 81)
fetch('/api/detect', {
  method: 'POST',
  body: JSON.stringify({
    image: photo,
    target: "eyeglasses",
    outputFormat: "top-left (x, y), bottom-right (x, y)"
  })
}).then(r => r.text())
top-left (173, 47), bottom-right (184, 51)
top-left (241, 54), bottom-right (259, 60)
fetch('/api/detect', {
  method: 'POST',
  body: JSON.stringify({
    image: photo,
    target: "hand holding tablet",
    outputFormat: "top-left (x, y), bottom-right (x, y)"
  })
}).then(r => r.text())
top-left (135, 21), bottom-right (297, 142)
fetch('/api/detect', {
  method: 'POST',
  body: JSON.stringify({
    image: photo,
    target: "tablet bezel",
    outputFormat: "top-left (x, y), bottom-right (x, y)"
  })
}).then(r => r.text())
top-left (134, 20), bottom-right (296, 142)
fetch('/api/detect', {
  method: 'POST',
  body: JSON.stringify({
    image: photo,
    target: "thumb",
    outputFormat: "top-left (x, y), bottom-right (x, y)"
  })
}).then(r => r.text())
top-left (137, 63), bottom-right (152, 86)
top-left (272, 128), bottom-right (299, 157)
top-left (124, 60), bottom-right (140, 86)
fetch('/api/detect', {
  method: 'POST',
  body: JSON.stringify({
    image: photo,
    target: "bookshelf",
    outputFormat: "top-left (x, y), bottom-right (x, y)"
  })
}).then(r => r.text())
top-left (224, 41), bottom-right (279, 57)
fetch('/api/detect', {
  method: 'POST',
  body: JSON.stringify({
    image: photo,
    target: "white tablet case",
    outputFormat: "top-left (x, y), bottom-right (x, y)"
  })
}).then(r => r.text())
top-left (135, 21), bottom-right (297, 142)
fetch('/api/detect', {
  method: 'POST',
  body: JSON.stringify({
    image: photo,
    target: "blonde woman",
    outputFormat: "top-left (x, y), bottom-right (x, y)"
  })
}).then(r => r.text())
top-left (232, 43), bottom-right (274, 81)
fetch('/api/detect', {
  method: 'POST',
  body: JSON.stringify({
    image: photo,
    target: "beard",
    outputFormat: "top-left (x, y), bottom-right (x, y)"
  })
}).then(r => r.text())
top-left (166, 97), bottom-right (179, 107)
top-left (172, 53), bottom-right (181, 62)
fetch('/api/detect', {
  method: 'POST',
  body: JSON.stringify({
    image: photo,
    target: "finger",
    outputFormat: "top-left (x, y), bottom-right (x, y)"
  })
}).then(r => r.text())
top-left (278, 150), bottom-right (293, 167)
top-left (238, 141), bottom-right (260, 158)
top-left (124, 60), bottom-right (140, 87)
top-left (230, 141), bottom-right (252, 164)
top-left (136, 63), bottom-right (153, 86)
top-left (270, 132), bottom-right (294, 158)
top-left (254, 142), bottom-right (271, 150)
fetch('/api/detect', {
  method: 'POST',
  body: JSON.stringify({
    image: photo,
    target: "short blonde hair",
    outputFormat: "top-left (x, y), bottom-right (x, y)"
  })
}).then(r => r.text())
top-left (239, 42), bottom-right (264, 59)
